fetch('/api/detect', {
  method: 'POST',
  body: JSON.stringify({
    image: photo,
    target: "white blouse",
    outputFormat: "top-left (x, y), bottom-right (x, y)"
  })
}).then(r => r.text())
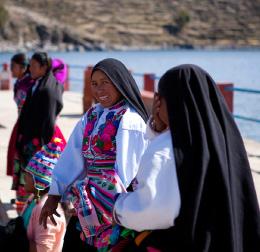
top-left (113, 129), bottom-right (181, 232)
top-left (49, 103), bottom-right (148, 197)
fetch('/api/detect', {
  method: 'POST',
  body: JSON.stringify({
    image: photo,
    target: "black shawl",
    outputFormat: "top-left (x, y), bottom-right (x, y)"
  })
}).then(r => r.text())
top-left (17, 71), bottom-right (63, 147)
top-left (91, 58), bottom-right (148, 122)
top-left (147, 64), bottom-right (260, 252)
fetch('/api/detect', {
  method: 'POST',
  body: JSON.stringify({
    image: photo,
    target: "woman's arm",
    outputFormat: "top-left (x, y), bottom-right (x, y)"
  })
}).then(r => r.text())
top-left (48, 117), bottom-right (86, 196)
top-left (113, 139), bottom-right (181, 231)
top-left (40, 115), bottom-right (86, 228)
top-left (115, 110), bottom-right (148, 188)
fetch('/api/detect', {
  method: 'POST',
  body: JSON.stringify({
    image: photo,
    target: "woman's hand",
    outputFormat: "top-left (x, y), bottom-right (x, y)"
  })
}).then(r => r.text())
top-left (39, 195), bottom-right (61, 229)
top-left (151, 93), bottom-right (167, 132)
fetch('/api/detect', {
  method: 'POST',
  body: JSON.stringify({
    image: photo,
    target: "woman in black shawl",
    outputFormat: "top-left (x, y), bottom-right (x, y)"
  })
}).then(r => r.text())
top-left (40, 58), bottom-right (148, 251)
top-left (113, 64), bottom-right (260, 251)
top-left (13, 52), bottom-right (66, 213)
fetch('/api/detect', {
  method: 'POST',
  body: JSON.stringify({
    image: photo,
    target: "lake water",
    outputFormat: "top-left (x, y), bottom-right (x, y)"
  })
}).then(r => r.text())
top-left (1, 50), bottom-right (260, 141)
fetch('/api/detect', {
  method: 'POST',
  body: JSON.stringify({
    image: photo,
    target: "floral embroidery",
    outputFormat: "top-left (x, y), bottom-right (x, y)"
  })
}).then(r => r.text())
top-left (83, 100), bottom-right (127, 157)
top-left (67, 100), bottom-right (129, 249)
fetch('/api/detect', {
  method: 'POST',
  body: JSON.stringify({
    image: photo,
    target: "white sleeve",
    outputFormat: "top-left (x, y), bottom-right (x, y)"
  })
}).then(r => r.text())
top-left (115, 127), bottom-right (147, 188)
top-left (115, 109), bottom-right (148, 188)
top-left (113, 150), bottom-right (180, 232)
top-left (49, 116), bottom-right (86, 196)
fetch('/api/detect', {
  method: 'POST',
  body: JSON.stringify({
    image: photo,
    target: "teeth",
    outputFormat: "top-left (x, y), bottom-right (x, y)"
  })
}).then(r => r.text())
top-left (99, 96), bottom-right (108, 101)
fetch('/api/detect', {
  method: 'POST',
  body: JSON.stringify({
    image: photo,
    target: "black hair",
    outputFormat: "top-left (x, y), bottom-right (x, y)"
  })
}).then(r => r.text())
top-left (31, 52), bottom-right (52, 71)
top-left (11, 53), bottom-right (29, 67)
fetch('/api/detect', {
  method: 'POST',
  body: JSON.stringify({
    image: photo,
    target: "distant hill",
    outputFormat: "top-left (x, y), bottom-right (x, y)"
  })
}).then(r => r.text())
top-left (0, 0), bottom-right (260, 51)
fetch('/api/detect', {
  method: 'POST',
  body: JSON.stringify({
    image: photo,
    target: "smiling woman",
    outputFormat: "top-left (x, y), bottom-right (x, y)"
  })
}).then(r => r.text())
top-left (91, 70), bottom-right (122, 108)
top-left (40, 58), bottom-right (149, 251)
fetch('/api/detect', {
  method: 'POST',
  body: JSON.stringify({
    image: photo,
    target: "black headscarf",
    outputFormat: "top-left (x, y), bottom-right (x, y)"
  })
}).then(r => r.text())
top-left (17, 70), bottom-right (63, 147)
top-left (146, 64), bottom-right (260, 251)
top-left (91, 58), bottom-right (148, 122)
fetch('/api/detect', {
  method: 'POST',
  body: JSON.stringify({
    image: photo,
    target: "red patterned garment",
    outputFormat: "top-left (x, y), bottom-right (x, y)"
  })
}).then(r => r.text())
top-left (7, 74), bottom-right (35, 177)
top-left (67, 100), bottom-right (128, 250)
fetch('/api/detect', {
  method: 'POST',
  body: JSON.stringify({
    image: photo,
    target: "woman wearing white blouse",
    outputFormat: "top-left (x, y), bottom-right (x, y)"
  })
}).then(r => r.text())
top-left (113, 121), bottom-right (181, 231)
top-left (39, 58), bottom-right (149, 251)
top-left (113, 64), bottom-right (260, 252)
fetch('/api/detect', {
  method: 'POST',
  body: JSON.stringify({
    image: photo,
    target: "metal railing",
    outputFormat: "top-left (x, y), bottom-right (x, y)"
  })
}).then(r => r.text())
top-left (69, 65), bottom-right (260, 124)
top-left (225, 86), bottom-right (260, 94)
top-left (224, 86), bottom-right (260, 124)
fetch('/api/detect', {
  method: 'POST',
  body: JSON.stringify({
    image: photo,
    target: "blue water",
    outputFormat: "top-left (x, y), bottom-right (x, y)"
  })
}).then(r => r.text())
top-left (1, 50), bottom-right (260, 141)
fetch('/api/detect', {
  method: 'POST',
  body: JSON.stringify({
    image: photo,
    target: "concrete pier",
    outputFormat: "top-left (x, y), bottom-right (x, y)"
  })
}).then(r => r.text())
top-left (0, 90), bottom-right (83, 224)
top-left (0, 90), bottom-right (259, 224)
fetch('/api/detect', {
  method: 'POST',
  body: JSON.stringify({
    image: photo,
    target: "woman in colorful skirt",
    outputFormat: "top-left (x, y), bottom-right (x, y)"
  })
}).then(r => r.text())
top-left (13, 52), bottom-right (66, 214)
top-left (113, 64), bottom-right (260, 251)
top-left (7, 53), bottom-right (34, 176)
top-left (6, 53), bottom-right (35, 212)
top-left (40, 58), bottom-right (149, 251)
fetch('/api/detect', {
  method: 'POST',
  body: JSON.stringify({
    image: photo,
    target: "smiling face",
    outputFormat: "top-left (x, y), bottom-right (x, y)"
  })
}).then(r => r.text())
top-left (91, 70), bottom-right (122, 108)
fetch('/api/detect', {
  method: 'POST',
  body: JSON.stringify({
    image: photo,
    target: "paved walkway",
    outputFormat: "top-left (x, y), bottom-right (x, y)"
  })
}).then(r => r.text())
top-left (0, 90), bottom-right (83, 224)
top-left (0, 90), bottom-right (259, 224)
